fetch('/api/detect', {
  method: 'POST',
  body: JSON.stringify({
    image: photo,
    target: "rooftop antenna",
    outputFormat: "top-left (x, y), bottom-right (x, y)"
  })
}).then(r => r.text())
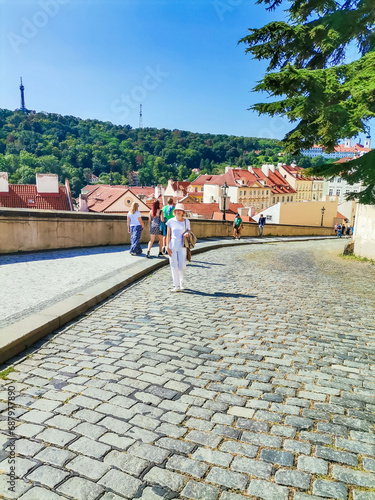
top-left (20, 77), bottom-right (26, 112)
top-left (139, 104), bottom-right (143, 129)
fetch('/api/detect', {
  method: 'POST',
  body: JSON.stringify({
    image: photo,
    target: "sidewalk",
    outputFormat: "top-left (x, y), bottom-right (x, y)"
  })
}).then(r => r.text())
top-left (0, 236), bottom-right (336, 365)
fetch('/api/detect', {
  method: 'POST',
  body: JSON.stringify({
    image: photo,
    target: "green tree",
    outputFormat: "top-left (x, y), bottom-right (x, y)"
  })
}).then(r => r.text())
top-left (240, 0), bottom-right (375, 203)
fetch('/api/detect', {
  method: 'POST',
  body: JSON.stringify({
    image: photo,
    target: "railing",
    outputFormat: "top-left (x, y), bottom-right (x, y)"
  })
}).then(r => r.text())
top-left (0, 208), bottom-right (335, 254)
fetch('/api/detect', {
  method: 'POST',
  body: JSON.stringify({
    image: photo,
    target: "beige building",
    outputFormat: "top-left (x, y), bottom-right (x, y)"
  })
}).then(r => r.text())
top-left (252, 200), bottom-right (338, 227)
top-left (276, 163), bottom-right (324, 202)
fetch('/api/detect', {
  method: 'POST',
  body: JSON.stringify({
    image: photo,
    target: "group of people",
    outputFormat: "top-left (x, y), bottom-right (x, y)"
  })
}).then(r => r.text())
top-left (233, 213), bottom-right (266, 239)
top-left (335, 222), bottom-right (353, 238)
top-left (127, 198), bottom-right (190, 292)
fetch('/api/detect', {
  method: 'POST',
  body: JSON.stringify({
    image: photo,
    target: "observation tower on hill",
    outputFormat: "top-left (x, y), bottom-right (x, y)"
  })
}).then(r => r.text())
top-left (17, 78), bottom-right (35, 114)
top-left (20, 77), bottom-right (26, 111)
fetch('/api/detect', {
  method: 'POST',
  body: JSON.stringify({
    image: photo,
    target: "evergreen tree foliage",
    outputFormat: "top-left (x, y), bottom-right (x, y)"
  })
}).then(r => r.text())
top-left (240, 0), bottom-right (375, 203)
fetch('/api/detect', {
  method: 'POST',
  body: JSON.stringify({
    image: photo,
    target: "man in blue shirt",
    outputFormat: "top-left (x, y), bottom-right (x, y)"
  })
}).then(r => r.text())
top-left (259, 214), bottom-right (266, 237)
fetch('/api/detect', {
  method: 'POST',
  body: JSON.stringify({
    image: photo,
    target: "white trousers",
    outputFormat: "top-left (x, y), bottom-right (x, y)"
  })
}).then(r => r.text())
top-left (169, 245), bottom-right (187, 287)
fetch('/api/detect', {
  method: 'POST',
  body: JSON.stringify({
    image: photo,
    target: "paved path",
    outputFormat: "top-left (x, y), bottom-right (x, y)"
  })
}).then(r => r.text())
top-left (1, 239), bottom-right (375, 500)
top-left (0, 237), bottom-right (333, 329)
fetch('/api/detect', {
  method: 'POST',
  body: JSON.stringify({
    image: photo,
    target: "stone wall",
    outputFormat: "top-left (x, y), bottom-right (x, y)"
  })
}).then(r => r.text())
top-left (353, 204), bottom-right (375, 259)
top-left (0, 208), bottom-right (334, 254)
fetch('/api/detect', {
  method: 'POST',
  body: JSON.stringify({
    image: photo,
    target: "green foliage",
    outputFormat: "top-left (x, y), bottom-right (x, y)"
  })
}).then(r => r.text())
top-left (0, 109), bottom-right (290, 197)
top-left (0, 366), bottom-right (15, 379)
top-left (240, 0), bottom-right (375, 202)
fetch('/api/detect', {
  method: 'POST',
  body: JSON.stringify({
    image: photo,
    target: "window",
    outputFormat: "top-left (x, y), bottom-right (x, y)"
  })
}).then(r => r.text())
top-left (195, 187), bottom-right (198, 192)
top-left (273, 197), bottom-right (275, 204)
top-left (239, 190), bottom-right (242, 196)
top-left (282, 196), bottom-right (285, 202)
top-left (266, 190), bottom-right (268, 195)
top-left (287, 196), bottom-right (290, 202)
top-left (329, 188), bottom-right (333, 196)
top-left (258, 190), bottom-right (260, 195)
top-left (336, 189), bottom-right (341, 196)
top-left (290, 196), bottom-right (293, 201)
top-left (243, 190), bottom-right (246, 196)
top-left (266, 215), bottom-right (272, 221)
top-left (265, 202), bottom-right (268, 208)
top-left (261, 203), bottom-right (264, 209)
top-left (337, 177), bottom-right (342, 183)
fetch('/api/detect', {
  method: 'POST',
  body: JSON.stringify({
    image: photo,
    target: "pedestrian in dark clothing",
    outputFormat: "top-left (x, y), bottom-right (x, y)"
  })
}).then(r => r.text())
top-left (258, 214), bottom-right (266, 237)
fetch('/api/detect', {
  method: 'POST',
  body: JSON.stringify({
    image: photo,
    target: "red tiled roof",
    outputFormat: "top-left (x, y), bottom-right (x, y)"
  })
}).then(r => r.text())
top-left (252, 168), bottom-right (297, 195)
top-left (310, 144), bottom-right (371, 153)
top-left (337, 212), bottom-right (346, 219)
top-left (0, 184), bottom-right (72, 211)
top-left (183, 202), bottom-right (244, 219)
top-left (204, 168), bottom-right (296, 195)
top-left (190, 175), bottom-right (214, 185)
top-left (280, 164), bottom-right (313, 180)
top-left (212, 212), bottom-right (252, 222)
top-left (334, 157), bottom-right (354, 164)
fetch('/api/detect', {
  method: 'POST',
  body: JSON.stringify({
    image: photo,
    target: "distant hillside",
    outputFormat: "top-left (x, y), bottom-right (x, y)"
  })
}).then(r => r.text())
top-left (0, 109), bottom-right (325, 197)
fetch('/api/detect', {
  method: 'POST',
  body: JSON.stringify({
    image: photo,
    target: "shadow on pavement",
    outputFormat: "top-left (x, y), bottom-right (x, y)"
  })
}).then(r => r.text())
top-left (184, 289), bottom-right (257, 299)
top-left (0, 245), bottom-right (130, 265)
top-left (188, 261), bottom-right (225, 268)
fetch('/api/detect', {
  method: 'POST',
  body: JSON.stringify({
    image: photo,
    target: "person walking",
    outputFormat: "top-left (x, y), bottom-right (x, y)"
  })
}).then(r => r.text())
top-left (127, 202), bottom-right (144, 256)
top-left (233, 213), bottom-right (243, 239)
top-left (337, 223), bottom-right (342, 238)
top-left (146, 200), bottom-right (163, 258)
top-left (161, 198), bottom-right (175, 255)
top-left (258, 214), bottom-right (266, 237)
top-left (166, 203), bottom-right (190, 292)
top-left (345, 224), bottom-right (351, 238)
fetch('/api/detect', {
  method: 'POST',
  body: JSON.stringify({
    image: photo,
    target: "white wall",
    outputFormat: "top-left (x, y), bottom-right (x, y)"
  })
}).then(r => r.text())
top-left (353, 204), bottom-right (375, 259)
top-left (252, 203), bottom-right (280, 224)
top-left (203, 184), bottom-right (220, 203)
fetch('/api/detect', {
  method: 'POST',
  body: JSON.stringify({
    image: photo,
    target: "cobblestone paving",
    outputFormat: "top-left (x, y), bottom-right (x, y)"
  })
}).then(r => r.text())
top-left (1, 239), bottom-right (375, 500)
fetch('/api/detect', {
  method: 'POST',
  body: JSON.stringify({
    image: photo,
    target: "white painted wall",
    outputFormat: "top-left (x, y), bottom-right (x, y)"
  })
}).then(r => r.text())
top-left (252, 203), bottom-right (280, 224)
top-left (353, 204), bottom-right (375, 259)
top-left (203, 184), bottom-right (220, 203)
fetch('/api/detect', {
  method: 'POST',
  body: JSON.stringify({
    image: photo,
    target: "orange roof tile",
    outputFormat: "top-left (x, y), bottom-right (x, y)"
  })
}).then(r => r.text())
top-left (0, 184), bottom-right (73, 211)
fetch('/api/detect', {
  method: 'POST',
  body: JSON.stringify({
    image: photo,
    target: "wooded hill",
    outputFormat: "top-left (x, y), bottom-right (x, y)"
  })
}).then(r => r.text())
top-left (0, 109), bottom-right (326, 196)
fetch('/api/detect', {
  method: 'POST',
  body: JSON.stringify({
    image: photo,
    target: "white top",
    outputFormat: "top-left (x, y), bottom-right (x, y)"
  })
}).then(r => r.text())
top-left (127, 211), bottom-right (142, 226)
top-left (166, 217), bottom-right (190, 249)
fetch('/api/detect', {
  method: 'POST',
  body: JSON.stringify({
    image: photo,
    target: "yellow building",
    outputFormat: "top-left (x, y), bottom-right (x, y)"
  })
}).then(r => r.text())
top-left (277, 163), bottom-right (323, 202)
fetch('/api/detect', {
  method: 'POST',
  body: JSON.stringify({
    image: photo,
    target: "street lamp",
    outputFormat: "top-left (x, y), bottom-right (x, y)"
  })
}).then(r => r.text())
top-left (321, 206), bottom-right (326, 226)
top-left (221, 182), bottom-right (229, 221)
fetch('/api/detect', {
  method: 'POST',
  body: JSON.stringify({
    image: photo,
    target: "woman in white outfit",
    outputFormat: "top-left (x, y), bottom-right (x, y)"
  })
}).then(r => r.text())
top-left (166, 203), bottom-right (190, 292)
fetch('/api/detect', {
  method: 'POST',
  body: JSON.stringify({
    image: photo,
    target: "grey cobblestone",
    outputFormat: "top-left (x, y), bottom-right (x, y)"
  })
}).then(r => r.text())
top-left (247, 479), bottom-right (289, 500)
top-left (2, 240), bottom-right (375, 500)
top-left (274, 469), bottom-right (311, 489)
top-left (98, 469), bottom-right (143, 498)
top-left (312, 479), bottom-right (348, 500)
top-left (26, 464), bottom-right (69, 488)
top-left (166, 454), bottom-right (209, 478)
top-left (181, 480), bottom-right (220, 500)
top-left (206, 466), bottom-right (248, 490)
top-left (144, 466), bottom-right (187, 491)
top-left (231, 456), bottom-right (273, 479)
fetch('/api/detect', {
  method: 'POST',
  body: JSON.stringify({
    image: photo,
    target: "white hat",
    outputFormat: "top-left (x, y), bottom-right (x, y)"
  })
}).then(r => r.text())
top-left (174, 203), bottom-right (185, 212)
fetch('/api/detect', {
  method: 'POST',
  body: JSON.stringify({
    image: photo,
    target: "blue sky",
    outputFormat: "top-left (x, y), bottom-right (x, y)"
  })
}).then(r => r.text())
top-left (0, 0), bottom-right (370, 142)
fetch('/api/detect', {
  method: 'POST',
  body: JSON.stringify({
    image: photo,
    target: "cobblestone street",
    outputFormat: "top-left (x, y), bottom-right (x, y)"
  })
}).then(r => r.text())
top-left (1, 239), bottom-right (375, 500)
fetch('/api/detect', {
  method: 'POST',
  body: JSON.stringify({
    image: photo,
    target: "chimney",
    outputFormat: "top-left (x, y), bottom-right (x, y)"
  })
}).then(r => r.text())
top-left (277, 163), bottom-right (283, 169)
top-left (0, 172), bottom-right (9, 194)
top-left (261, 164), bottom-right (269, 177)
top-left (247, 166), bottom-right (254, 174)
top-left (365, 136), bottom-right (371, 148)
top-left (269, 164), bottom-right (275, 173)
top-left (36, 173), bottom-right (59, 195)
top-left (225, 166), bottom-right (232, 173)
top-left (79, 193), bottom-right (89, 212)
